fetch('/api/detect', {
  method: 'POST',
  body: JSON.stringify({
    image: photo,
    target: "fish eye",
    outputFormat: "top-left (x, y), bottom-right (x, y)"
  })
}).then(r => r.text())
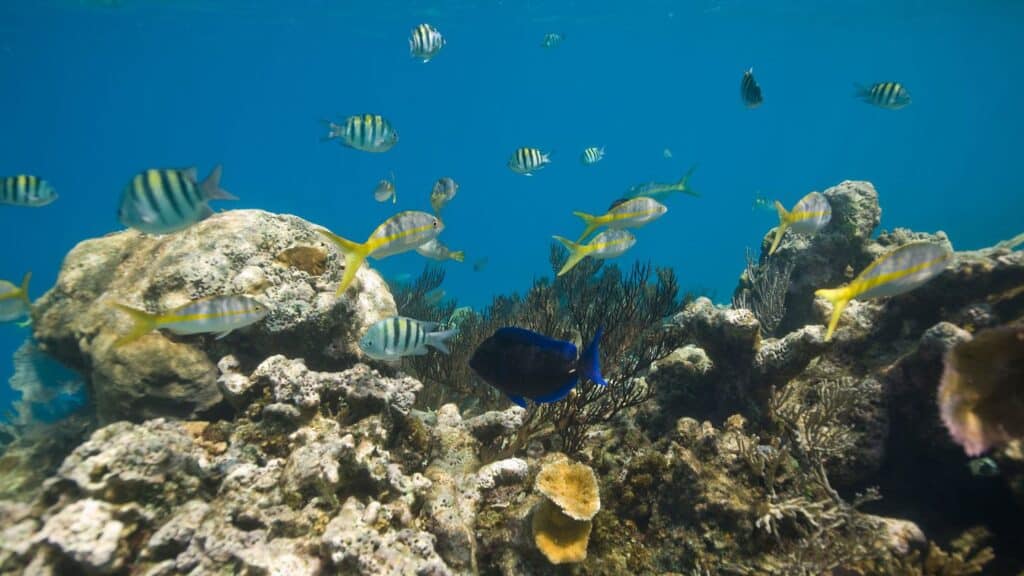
top-left (432, 220), bottom-right (439, 228)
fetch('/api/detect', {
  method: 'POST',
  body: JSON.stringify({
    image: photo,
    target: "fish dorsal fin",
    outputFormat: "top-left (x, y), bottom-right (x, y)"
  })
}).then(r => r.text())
top-left (494, 327), bottom-right (576, 361)
top-left (182, 167), bottom-right (198, 183)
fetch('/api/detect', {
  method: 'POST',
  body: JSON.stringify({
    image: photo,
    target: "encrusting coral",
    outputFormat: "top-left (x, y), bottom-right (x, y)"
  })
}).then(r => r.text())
top-left (531, 454), bottom-right (601, 565)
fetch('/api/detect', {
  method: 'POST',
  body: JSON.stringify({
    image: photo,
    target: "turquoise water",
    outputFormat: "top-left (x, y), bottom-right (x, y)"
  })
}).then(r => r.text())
top-left (1, 0), bottom-right (1022, 413)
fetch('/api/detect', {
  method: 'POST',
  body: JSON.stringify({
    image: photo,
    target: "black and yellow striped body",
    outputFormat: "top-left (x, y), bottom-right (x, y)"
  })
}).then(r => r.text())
top-left (858, 81), bottom-right (911, 110)
top-left (0, 175), bottom-right (57, 207)
top-left (508, 147), bottom-right (550, 175)
top-left (360, 316), bottom-right (433, 359)
top-left (410, 23), bottom-right (445, 61)
top-left (330, 114), bottom-right (398, 153)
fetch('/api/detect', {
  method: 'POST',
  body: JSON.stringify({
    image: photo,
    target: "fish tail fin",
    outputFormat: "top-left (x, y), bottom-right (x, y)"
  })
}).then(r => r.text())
top-left (553, 235), bottom-right (589, 276)
top-left (768, 201), bottom-right (791, 255)
top-left (200, 165), bottom-right (237, 201)
top-left (320, 119), bottom-right (338, 142)
top-left (572, 211), bottom-right (600, 242)
top-left (814, 287), bottom-right (851, 341)
top-left (449, 250), bottom-right (465, 263)
top-left (317, 229), bottom-right (370, 295)
top-left (17, 272), bottom-right (31, 306)
top-left (426, 329), bottom-right (458, 354)
top-left (112, 303), bottom-right (158, 347)
top-left (853, 83), bottom-right (869, 100)
top-left (578, 326), bottom-right (607, 386)
top-left (677, 163), bottom-right (700, 197)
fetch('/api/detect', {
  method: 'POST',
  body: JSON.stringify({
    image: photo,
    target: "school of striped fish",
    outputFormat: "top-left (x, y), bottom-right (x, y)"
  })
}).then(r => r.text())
top-left (0, 19), bottom-right (976, 398)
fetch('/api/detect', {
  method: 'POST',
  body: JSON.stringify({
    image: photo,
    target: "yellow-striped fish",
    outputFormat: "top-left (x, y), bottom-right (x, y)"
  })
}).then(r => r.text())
top-left (768, 191), bottom-right (832, 255)
top-left (415, 238), bottom-right (465, 262)
top-left (318, 211), bottom-right (444, 295)
top-left (112, 295), bottom-right (269, 346)
top-left (619, 164), bottom-right (699, 204)
top-left (323, 114), bottom-right (399, 153)
top-left (855, 81), bottom-right (911, 110)
top-left (409, 23), bottom-right (445, 62)
top-left (815, 242), bottom-right (953, 341)
top-left (0, 272), bottom-right (31, 323)
top-left (508, 147), bottom-right (551, 176)
top-left (118, 166), bottom-right (236, 235)
top-left (553, 229), bottom-right (637, 276)
top-left (0, 175), bottom-right (57, 207)
top-left (572, 197), bottom-right (667, 243)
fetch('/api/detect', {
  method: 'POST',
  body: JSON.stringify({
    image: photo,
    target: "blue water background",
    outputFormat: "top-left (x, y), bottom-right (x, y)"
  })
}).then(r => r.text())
top-left (1, 0), bottom-right (1022, 414)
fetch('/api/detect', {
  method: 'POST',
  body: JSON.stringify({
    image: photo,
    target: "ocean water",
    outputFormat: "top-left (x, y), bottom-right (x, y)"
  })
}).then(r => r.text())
top-left (1, 1), bottom-right (1022, 415)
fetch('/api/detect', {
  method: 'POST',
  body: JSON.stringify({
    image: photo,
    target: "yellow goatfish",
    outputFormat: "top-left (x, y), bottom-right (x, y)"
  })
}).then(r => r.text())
top-left (573, 197), bottom-right (667, 243)
top-left (553, 229), bottom-right (637, 276)
top-left (113, 295), bottom-right (269, 346)
top-left (318, 211), bottom-right (443, 295)
top-left (769, 192), bottom-right (832, 255)
top-left (815, 241), bottom-right (952, 341)
top-left (0, 272), bottom-right (31, 323)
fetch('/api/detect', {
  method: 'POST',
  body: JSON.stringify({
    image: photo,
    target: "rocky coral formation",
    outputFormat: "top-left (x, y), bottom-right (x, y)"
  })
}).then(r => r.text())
top-left (1, 184), bottom-right (1021, 574)
top-left (30, 209), bottom-right (395, 422)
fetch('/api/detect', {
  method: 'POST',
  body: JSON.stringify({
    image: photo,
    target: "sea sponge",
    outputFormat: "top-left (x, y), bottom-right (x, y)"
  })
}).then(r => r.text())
top-left (534, 456), bottom-right (600, 521)
top-left (532, 455), bottom-right (601, 564)
top-left (532, 499), bottom-right (592, 565)
top-left (938, 323), bottom-right (1024, 456)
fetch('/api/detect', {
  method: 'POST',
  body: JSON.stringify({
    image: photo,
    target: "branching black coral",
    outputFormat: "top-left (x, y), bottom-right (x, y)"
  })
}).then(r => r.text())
top-left (733, 248), bottom-right (795, 336)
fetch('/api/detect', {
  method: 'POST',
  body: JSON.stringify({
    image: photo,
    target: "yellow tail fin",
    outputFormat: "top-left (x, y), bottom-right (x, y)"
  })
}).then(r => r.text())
top-left (553, 235), bottom-right (590, 276)
top-left (768, 200), bottom-right (791, 255)
top-left (17, 272), bottom-right (31, 306)
top-left (112, 303), bottom-right (158, 347)
top-left (449, 250), bottom-right (465, 263)
top-left (676, 164), bottom-right (700, 197)
top-left (317, 229), bottom-right (370, 295)
top-left (814, 287), bottom-right (851, 341)
top-left (573, 211), bottom-right (602, 243)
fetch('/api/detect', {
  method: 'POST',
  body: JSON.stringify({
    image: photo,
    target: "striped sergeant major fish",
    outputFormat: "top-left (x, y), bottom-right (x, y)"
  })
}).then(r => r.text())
top-left (415, 238), bottom-right (465, 262)
top-left (0, 272), bottom-right (31, 323)
top-left (741, 68), bottom-right (763, 109)
top-left (855, 81), bottom-right (911, 110)
top-left (430, 177), bottom-right (458, 214)
top-left (0, 175), bottom-right (57, 207)
top-left (323, 114), bottom-right (399, 153)
top-left (508, 147), bottom-right (551, 176)
top-left (541, 32), bottom-right (564, 49)
top-left (580, 146), bottom-right (605, 165)
top-left (572, 196), bottom-right (667, 243)
top-left (112, 295), bottom-right (269, 347)
top-left (553, 229), bottom-right (637, 276)
top-left (317, 211), bottom-right (444, 295)
top-left (359, 316), bottom-right (457, 360)
top-left (118, 166), bottom-right (236, 235)
top-left (374, 172), bottom-right (397, 204)
top-left (768, 191), bottom-right (832, 255)
top-left (409, 23), bottom-right (445, 62)
top-left (815, 241), bottom-right (953, 341)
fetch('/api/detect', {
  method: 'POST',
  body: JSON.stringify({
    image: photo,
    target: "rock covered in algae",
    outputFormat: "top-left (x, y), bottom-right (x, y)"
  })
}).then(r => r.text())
top-left (30, 209), bottom-right (396, 422)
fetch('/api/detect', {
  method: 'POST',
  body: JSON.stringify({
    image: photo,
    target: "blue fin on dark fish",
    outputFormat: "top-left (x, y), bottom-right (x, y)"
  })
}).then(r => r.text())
top-left (578, 326), bottom-right (606, 386)
top-left (492, 326), bottom-right (577, 361)
top-left (507, 394), bottom-right (528, 408)
top-left (533, 375), bottom-right (581, 404)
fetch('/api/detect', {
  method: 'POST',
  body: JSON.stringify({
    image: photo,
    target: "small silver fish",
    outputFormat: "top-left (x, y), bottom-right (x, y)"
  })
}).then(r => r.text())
top-left (541, 32), bottom-right (563, 48)
top-left (410, 23), bottom-right (445, 62)
top-left (416, 238), bottom-right (464, 262)
top-left (580, 147), bottom-right (605, 165)
top-left (662, 148), bottom-right (673, 159)
top-left (967, 457), bottom-right (1000, 478)
top-left (374, 173), bottom-right (397, 204)
top-left (360, 316), bottom-right (456, 360)
top-left (430, 177), bottom-right (458, 213)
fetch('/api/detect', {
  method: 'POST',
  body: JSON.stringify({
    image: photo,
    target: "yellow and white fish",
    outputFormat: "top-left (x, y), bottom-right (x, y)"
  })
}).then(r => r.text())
top-left (815, 241), bottom-right (953, 341)
top-left (553, 229), bottom-right (637, 276)
top-left (572, 197), bottom-right (667, 242)
top-left (415, 238), bottom-right (464, 262)
top-left (0, 272), bottom-right (31, 323)
top-left (374, 173), bottom-right (397, 204)
top-left (318, 211), bottom-right (443, 295)
top-left (113, 295), bottom-right (269, 346)
top-left (768, 192), bottom-right (832, 255)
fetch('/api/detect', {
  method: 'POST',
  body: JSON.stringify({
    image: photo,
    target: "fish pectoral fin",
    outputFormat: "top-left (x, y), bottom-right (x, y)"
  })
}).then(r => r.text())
top-left (137, 202), bottom-right (161, 224)
top-left (533, 376), bottom-right (580, 404)
top-left (507, 394), bottom-right (528, 408)
top-left (214, 329), bottom-right (234, 340)
top-left (16, 317), bottom-right (32, 328)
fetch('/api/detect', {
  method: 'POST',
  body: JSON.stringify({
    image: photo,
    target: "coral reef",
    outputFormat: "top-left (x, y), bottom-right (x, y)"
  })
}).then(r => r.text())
top-left (30, 209), bottom-right (395, 422)
top-left (0, 183), bottom-right (1021, 574)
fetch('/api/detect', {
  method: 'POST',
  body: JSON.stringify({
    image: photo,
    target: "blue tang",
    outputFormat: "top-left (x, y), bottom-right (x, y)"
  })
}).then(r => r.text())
top-left (469, 326), bottom-right (607, 408)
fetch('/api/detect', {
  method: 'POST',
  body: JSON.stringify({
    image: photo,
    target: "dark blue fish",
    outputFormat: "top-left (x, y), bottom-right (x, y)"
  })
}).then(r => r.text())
top-left (469, 326), bottom-right (606, 408)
